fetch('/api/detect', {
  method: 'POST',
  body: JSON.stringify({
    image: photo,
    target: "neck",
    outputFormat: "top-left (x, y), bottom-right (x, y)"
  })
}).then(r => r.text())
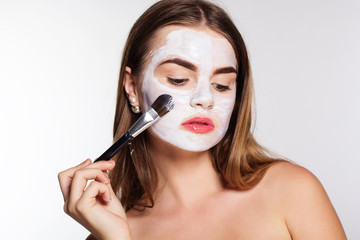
top-left (151, 139), bottom-right (224, 211)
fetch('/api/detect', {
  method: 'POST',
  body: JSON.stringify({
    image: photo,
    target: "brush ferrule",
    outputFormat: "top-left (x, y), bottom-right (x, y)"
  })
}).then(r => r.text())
top-left (128, 108), bottom-right (159, 137)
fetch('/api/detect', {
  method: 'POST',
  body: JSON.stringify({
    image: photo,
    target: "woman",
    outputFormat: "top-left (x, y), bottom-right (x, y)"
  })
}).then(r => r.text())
top-left (58, 0), bottom-right (346, 239)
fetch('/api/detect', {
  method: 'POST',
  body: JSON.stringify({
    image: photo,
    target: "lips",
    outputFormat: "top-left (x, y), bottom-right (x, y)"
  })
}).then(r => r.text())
top-left (181, 117), bottom-right (215, 133)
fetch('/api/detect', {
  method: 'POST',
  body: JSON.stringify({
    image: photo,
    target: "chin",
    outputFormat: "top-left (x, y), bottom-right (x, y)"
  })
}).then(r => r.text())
top-left (160, 135), bottom-right (221, 152)
top-left (148, 127), bottom-right (225, 152)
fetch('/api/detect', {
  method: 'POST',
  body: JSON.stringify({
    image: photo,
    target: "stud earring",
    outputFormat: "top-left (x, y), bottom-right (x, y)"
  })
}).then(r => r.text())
top-left (131, 106), bottom-right (141, 114)
top-left (130, 97), bottom-right (136, 103)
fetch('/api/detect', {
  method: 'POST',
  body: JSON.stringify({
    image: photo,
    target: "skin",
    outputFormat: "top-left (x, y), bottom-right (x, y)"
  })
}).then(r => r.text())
top-left (58, 25), bottom-right (346, 240)
top-left (140, 28), bottom-right (237, 151)
top-left (58, 159), bottom-right (131, 240)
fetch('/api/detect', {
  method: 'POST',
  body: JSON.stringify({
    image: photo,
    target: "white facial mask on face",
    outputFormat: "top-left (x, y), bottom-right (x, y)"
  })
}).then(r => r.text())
top-left (142, 28), bottom-right (237, 152)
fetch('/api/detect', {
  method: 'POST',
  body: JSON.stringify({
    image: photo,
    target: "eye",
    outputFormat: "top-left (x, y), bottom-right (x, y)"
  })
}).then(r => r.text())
top-left (212, 83), bottom-right (231, 92)
top-left (167, 77), bottom-right (189, 87)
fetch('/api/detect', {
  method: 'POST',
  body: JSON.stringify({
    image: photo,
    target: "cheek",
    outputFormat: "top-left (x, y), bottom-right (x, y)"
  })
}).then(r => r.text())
top-left (216, 95), bottom-right (236, 117)
top-left (148, 93), bottom-right (194, 149)
top-left (142, 62), bottom-right (164, 109)
top-left (213, 93), bottom-right (236, 129)
top-left (143, 74), bottom-right (193, 110)
top-left (147, 84), bottom-right (193, 129)
top-left (142, 81), bottom-right (163, 109)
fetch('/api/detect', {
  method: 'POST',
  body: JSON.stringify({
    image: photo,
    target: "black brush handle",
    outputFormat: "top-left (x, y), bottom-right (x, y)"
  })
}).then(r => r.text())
top-left (94, 132), bottom-right (133, 162)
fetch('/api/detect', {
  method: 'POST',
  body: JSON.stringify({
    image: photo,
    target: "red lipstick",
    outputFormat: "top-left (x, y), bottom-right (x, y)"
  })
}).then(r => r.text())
top-left (181, 117), bottom-right (214, 133)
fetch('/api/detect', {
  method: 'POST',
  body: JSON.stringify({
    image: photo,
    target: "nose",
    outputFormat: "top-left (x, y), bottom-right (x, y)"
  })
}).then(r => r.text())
top-left (190, 84), bottom-right (214, 110)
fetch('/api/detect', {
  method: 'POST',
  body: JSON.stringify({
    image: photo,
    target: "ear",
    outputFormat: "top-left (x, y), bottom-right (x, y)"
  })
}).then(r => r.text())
top-left (123, 66), bottom-right (140, 107)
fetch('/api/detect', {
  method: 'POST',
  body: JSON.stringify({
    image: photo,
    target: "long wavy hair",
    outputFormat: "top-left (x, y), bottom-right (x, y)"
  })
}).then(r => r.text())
top-left (109, 0), bottom-right (284, 211)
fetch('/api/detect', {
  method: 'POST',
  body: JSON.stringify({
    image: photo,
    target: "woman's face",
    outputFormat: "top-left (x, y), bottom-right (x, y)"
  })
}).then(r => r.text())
top-left (141, 26), bottom-right (237, 152)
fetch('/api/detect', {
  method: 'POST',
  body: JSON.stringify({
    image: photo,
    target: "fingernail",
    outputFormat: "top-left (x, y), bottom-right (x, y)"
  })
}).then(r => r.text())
top-left (86, 158), bottom-right (93, 163)
top-left (103, 175), bottom-right (110, 184)
top-left (106, 160), bottom-right (115, 165)
top-left (81, 159), bottom-right (89, 165)
top-left (104, 195), bottom-right (112, 203)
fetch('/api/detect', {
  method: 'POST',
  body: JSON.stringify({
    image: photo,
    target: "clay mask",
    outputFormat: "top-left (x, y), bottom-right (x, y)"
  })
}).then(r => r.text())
top-left (142, 28), bottom-right (237, 151)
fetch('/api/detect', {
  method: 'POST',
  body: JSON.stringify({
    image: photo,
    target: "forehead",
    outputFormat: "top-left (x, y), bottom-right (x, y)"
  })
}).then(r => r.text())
top-left (151, 25), bottom-right (226, 47)
top-left (148, 25), bottom-right (237, 68)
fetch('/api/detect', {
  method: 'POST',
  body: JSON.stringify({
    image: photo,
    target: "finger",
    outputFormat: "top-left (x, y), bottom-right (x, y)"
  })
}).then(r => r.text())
top-left (77, 181), bottom-right (112, 213)
top-left (106, 184), bottom-right (128, 220)
top-left (58, 158), bottom-right (92, 201)
top-left (83, 160), bottom-right (115, 184)
top-left (68, 162), bottom-right (115, 204)
top-left (83, 160), bottom-right (116, 171)
top-left (82, 160), bottom-right (115, 184)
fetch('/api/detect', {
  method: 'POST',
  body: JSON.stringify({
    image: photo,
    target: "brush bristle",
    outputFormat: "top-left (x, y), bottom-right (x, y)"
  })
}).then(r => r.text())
top-left (151, 94), bottom-right (174, 117)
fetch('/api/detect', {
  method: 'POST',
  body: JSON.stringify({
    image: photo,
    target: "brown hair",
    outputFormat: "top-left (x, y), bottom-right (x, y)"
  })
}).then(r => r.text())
top-left (110, 0), bottom-right (284, 211)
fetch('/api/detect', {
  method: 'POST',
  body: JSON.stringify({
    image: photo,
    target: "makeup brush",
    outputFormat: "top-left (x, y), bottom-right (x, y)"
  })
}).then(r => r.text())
top-left (94, 94), bottom-right (174, 162)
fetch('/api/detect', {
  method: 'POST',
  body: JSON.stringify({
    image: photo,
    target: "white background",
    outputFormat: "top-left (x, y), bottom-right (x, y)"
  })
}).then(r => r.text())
top-left (1, 0), bottom-right (359, 239)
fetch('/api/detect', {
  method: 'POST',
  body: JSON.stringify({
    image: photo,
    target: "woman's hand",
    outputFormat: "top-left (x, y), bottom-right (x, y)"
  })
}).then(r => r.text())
top-left (58, 159), bottom-right (131, 240)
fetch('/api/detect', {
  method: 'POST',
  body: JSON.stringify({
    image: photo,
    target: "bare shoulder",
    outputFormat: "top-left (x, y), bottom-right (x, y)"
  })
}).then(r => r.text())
top-left (262, 162), bottom-right (321, 191)
top-left (258, 162), bottom-right (325, 211)
top-left (262, 162), bottom-right (347, 239)
top-left (262, 161), bottom-right (335, 214)
top-left (264, 161), bottom-right (317, 181)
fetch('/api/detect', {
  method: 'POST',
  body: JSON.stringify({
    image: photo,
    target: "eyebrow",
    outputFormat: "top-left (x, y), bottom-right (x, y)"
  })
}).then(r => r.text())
top-left (214, 66), bottom-right (237, 75)
top-left (159, 57), bottom-right (237, 75)
top-left (159, 58), bottom-right (197, 71)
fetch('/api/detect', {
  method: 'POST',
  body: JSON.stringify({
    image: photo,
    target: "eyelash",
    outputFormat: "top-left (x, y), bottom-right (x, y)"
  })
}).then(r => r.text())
top-left (167, 77), bottom-right (231, 92)
top-left (167, 77), bottom-right (189, 87)
top-left (212, 83), bottom-right (231, 92)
